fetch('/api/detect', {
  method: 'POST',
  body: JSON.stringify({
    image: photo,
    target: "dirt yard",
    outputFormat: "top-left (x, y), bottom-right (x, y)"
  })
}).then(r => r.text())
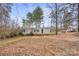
top-left (0, 32), bottom-right (79, 56)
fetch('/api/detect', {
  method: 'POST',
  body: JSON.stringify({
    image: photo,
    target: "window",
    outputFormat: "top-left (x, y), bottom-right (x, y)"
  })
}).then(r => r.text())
top-left (34, 29), bottom-right (39, 32)
top-left (23, 29), bottom-right (25, 32)
top-left (34, 29), bottom-right (36, 32)
top-left (37, 30), bottom-right (39, 32)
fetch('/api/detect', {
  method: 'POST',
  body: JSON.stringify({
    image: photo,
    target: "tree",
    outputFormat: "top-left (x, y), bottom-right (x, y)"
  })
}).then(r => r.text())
top-left (48, 3), bottom-right (77, 33)
top-left (0, 3), bottom-right (12, 39)
top-left (63, 11), bottom-right (72, 31)
top-left (22, 12), bottom-right (33, 28)
top-left (55, 3), bottom-right (58, 35)
top-left (27, 12), bottom-right (33, 24)
top-left (48, 3), bottom-right (58, 35)
top-left (78, 3), bottom-right (79, 32)
top-left (33, 6), bottom-right (43, 29)
top-left (0, 4), bottom-right (12, 27)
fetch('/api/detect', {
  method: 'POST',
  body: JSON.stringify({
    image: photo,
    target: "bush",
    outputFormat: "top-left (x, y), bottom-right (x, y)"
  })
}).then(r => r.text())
top-left (0, 27), bottom-right (24, 40)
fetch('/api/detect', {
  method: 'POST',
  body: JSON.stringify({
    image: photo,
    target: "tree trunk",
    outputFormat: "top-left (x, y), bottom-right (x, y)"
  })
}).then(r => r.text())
top-left (55, 3), bottom-right (58, 35)
top-left (78, 3), bottom-right (79, 32)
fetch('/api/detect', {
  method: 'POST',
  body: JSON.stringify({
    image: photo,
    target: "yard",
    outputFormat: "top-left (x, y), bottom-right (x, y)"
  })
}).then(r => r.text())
top-left (0, 32), bottom-right (79, 56)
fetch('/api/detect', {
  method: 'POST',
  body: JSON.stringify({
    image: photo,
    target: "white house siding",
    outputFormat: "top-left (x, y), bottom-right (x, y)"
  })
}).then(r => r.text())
top-left (33, 29), bottom-right (42, 34)
top-left (22, 27), bottom-right (53, 35)
top-left (23, 28), bottom-right (33, 34)
top-left (43, 28), bottom-right (50, 34)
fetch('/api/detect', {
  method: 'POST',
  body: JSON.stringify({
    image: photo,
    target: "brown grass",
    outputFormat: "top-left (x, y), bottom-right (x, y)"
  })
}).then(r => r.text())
top-left (0, 32), bottom-right (79, 56)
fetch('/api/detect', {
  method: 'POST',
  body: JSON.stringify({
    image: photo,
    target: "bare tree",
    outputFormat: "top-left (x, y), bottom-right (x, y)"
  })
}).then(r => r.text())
top-left (48, 3), bottom-right (58, 35)
top-left (0, 3), bottom-right (12, 39)
top-left (55, 3), bottom-right (58, 35)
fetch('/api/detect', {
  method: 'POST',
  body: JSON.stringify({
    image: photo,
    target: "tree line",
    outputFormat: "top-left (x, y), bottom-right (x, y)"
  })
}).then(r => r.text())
top-left (23, 3), bottom-right (79, 35)
top-left (0, 3), bottom-right (79, 39)
top-left (0, 3), bottom-right (22, 39)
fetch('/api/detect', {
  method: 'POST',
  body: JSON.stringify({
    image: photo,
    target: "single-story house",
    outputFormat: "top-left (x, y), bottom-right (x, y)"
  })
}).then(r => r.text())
top-left (22, 27), bottom-right (54, 35)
